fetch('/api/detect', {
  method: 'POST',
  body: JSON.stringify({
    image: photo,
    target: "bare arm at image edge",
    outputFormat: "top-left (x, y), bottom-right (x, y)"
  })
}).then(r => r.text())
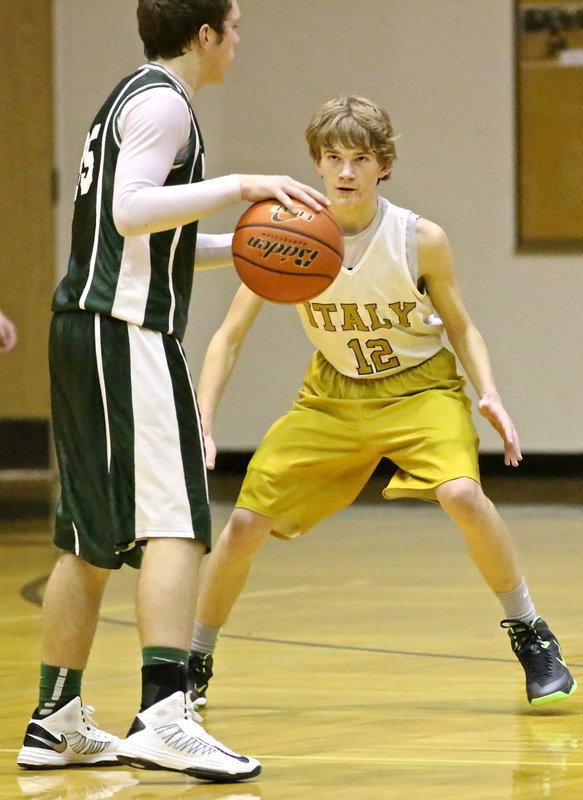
top-left (0, 310), bottom-right (17, 353)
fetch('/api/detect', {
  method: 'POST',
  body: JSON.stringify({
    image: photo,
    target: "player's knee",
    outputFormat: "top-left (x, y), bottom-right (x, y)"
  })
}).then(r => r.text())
top-left (221, 508), bottom-right (272, 555)
top-left (58, 550), bottom-right (111, 579)
top-left (51, 552), bottom-right (111, 600)
top-left (436, 478), bottom-right (487, 521)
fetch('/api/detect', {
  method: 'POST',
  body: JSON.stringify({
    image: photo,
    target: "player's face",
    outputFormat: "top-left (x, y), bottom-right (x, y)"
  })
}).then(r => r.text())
top-left (206, 0), bottom-right (241, 83)
top-left (315, 146), bottom-right (391, 209)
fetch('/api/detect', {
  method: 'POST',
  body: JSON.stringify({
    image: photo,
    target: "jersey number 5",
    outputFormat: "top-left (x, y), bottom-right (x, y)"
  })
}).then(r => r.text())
top-left (347, 337), bottom-right (401, 376)
top-left (75, 124), bottom-right (102, 199)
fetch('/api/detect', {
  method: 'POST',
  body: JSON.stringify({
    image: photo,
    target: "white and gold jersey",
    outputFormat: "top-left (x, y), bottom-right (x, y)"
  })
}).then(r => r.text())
top-left (296, 198), bottom-right (444, 378)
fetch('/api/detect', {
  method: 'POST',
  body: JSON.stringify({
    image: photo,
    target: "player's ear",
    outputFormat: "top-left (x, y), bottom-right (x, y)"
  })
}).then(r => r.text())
top-left (313, 158), bottom-right (324, 177)
top-left (196, 23), bottom-right (213, 49)
top-left (378, 159), bottom-right (393, 180)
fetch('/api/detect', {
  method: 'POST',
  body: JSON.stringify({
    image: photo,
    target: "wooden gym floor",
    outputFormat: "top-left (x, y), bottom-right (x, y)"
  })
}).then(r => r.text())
top-left (0, 478), bottom-right (582, 800)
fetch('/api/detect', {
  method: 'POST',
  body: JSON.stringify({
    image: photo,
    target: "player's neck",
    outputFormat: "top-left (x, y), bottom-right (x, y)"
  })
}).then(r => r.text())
top-left (331, 196), bottom-right (379, 236)
top-left (154, 52), bottom-right (201, 94)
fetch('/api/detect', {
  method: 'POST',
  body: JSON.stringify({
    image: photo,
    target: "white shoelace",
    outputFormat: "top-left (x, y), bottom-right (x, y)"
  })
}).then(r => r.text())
top-left (80, 705), bottom-right (114, 741)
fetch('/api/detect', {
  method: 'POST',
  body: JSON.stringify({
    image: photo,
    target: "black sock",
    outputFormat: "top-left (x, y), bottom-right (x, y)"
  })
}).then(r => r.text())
top-left (140, 662), bottom-right (187, 711)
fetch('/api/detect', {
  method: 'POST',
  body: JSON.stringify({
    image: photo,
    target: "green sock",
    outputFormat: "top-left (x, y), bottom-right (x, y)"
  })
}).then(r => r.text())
top-left (37, 664), bottom-right (83, 717)
top-left (141, 646), bottom-right (189, 667)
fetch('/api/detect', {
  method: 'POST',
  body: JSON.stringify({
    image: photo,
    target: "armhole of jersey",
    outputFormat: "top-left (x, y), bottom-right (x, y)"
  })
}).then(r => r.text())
top-left (404, 211), bottom-right (424, 294)
top-left (179, 106), bottom-right (200, 172)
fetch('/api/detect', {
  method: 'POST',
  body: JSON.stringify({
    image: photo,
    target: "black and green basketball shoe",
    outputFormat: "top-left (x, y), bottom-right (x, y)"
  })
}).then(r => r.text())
top-left (187, 652), bottom-right (213, 709)
top-left (502, 617), bottom-right (577, 706)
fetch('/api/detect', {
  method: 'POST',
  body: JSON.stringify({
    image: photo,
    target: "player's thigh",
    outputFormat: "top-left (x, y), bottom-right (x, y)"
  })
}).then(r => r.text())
top-left (377, 389), bottom-right (479, 500)
top-left (238, 403), bottom-right (378, 537)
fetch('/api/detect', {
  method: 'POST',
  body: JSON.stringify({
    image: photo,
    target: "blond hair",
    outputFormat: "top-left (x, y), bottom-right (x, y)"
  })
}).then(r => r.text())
top-left (305, 96), bottom-right (397, 181)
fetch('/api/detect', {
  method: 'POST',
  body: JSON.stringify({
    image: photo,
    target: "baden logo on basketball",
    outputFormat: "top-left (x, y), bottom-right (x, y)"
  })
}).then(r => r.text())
top-left (246, 236), bottom-right (320, 269)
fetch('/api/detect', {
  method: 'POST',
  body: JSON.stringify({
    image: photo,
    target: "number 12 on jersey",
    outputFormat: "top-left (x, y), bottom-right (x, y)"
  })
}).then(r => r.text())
top-left (347, 337), bottom-right (401, 376)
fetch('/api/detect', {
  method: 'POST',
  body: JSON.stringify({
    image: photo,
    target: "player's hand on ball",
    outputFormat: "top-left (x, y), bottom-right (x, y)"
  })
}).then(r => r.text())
top-left (478, 395), bottom-right (522, 467)
top-left (238, 174), bottom-right (329, 214)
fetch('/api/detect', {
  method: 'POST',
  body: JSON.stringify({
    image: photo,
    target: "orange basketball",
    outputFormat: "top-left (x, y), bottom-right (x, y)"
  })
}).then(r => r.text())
top-left (232, 199), bottom-right (344, 304)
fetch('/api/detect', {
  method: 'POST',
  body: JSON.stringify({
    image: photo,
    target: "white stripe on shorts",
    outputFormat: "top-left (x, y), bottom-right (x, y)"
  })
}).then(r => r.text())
top-left (72, 522), bottom-right (80, 556)
top-left (176, 342), bottom-right (209, 503)
top-left (94, 314), bottom-right (112, 468)
top-left (127, 324), bottom-right (194, 539)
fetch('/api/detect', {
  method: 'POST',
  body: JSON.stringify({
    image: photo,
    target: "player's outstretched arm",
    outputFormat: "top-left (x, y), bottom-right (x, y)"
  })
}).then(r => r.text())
top-left (0, 310), bottom-right (17, 353)
top-left (197, 284), bottom-right (264, 469)
top-left (113, 90), bottom-right (329, 239)
top-left (418, 218), bottom-right (522, 467)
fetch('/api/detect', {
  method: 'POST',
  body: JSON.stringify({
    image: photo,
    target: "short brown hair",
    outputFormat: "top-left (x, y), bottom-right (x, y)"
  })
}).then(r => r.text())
top-left (305, 96), bottom-right (397, 181)
top-left (137, 0), bottom-right (233, 60)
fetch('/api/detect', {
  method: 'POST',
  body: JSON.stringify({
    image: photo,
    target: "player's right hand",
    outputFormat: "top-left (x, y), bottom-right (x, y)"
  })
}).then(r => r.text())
top-left (238, 174), bottom-right (329, 214)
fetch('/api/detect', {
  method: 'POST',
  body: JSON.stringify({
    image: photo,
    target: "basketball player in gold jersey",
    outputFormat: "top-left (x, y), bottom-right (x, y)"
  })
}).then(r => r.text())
top-left (188, 96), bottom-right (576, 709)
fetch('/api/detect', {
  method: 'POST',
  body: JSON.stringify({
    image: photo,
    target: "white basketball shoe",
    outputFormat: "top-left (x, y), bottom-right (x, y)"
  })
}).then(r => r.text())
top-left (18, 697), bottom-right (120, 769)
top-left (117, 691), bottom-right (261, 782)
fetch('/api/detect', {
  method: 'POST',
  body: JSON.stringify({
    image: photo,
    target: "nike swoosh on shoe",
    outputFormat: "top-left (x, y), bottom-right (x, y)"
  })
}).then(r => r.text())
top-left (28, 733), bottom-right (67, 753)
top-left (215, 747), bottom-right (253, 763)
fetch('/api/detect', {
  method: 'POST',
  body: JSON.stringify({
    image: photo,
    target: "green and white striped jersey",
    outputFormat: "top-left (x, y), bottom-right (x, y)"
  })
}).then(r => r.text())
top-left (53, 63), bottom-right (204, 341)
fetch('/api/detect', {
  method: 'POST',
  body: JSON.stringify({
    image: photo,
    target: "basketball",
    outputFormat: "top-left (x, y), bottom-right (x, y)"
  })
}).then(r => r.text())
top-left (232, 199), bottom-right (344, 303)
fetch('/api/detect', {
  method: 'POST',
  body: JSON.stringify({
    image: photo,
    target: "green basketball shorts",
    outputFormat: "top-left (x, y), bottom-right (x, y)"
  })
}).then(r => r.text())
top-left (49, 311), bottom-right (211, 569)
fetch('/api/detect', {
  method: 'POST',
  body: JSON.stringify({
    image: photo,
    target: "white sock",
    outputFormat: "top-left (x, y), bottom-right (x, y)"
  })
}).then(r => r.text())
top-left (191, 622), bottom-right (220, 654)
top-left (496, 577), bottom-right (537, 623)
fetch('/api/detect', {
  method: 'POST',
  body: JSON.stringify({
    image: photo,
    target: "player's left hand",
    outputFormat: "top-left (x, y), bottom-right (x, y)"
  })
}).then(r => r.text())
top-left (203, 431), bottom-right (217, 471)
top-left (238, 174), bottom-right (329, 214)
top-left (478, 395), bottom-right (522, 467)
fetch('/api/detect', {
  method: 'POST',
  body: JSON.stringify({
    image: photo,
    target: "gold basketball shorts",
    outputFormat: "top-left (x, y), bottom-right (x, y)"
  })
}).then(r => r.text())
top-left (236, 347), bottom-right (480, 538)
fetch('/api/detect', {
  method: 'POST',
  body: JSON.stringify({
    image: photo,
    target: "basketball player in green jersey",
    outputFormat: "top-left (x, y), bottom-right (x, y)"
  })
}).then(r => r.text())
top-left (17, 0), bottom-right (327, 780)
top-left (188, 96), bottom-right (576, 711)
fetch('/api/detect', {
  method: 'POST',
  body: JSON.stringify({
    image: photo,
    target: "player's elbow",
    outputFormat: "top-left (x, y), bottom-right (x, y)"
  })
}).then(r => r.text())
top-left (219, 331), bottom-right (244, 357)
top-left (112, 207), bottom-right (144, 238)
top-left (444, 324), bottom-right (468, 345)
top-left (113, 218), bottom-right (132, 238)
top-left (112, 190), bottom-right (151, 237)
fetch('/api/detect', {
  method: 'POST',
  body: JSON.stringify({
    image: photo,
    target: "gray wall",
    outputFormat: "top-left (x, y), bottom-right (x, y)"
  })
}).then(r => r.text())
top-left (54, 0), bottom-right (582, 454)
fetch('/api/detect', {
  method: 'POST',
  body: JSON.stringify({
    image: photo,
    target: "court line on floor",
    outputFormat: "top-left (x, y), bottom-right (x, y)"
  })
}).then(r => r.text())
top-left (19, 574), bottom-right (583, 668)
top-left (254, 753), bottom-right (583, 767)
top-left (2, 746), bottom-right (580, 768)
top-left (219, 633), bottom-right (519, 664)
